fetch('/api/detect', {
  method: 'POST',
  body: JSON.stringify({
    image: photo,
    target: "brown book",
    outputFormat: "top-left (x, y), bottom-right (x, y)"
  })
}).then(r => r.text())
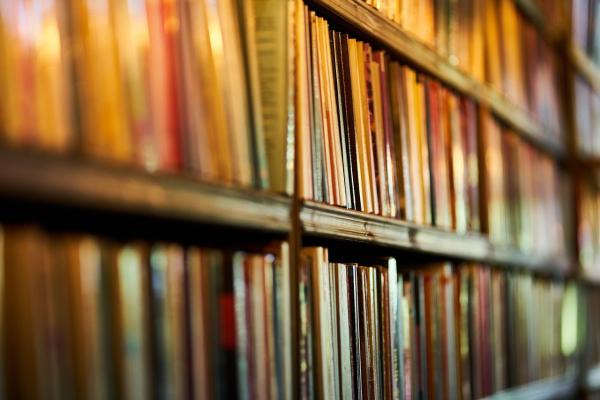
top-left (377, 55), bottom-right (400, 218)
top-left (188, 248), bottom-right (219, 400)
top-left (347, 263), bottom-right (363, 399)
top-left (61, 236), bottom-right (112, 399)
top-left (331, 31), bottom-right (354, 210)
top-left (339, 33), bottom-right (362, 211)
top-left (388, 63), bottom-right (413, 221)
top-left (457, 265), bottom-right (472, 400)
top-left (427, 81), bottom-right (452, 229)
top-left (358, 266), bottom-right (373, 399)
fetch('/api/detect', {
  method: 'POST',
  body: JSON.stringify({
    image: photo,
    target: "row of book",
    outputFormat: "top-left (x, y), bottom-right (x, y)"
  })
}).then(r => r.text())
top-left (296, 9), bottom-right (568, 258)
top-left (359, 0), bottom-right (563, 136)
top-left (297, 10), bottom-right (479, 230)
top-left (481, 112), bottom-right (568, 259)
top-left (572, 0), bottom-right (600, 67)
top-left (0, 0), bottom-right (294, 192)
top-left (300, 247), bottom-right (575, 399)
top-left (574, 76), bottom-right (600, 157)
top-left (0, 225), bottom-right (292, 400)
top-left (580, 180), bottom-right (600, 276)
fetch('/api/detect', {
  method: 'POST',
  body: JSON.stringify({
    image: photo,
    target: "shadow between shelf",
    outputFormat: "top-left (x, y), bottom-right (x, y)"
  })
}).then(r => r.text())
top-left (482, 374), bottom-right (577, 400)
top-left (301, 201), bottom-right (572, 275)
top-left (306, 0), bottom-right (565, 161)
top-left (0, 148), bottom-right (292, 234)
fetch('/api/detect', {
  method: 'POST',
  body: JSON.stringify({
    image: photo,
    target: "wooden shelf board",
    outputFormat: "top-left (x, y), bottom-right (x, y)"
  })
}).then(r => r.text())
top-left (569, 44), bottom-right (600, 93)
top-left (0, 149), bottom-right (291, 233)
top-left (301, 201), bottom-right (571, 273)
top-left (483, 374), bottom-right (577, 400)
top-left (307, 0), bottom-right (565, 159)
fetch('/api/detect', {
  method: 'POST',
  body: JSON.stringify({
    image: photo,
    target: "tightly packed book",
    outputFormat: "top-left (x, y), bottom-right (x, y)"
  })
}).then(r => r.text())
top-left (0, 225), bottom-right (291, 400)
top-left (0, 0), bottom-right (294, 192)
top-left (481, 109), bottom-right (567, 260)
top-left (296, 9), bottom-right (479, 231)
top-left (358, 0), bottom-right (563, 136)
top-left (300, 247), bottom-right (575, 399)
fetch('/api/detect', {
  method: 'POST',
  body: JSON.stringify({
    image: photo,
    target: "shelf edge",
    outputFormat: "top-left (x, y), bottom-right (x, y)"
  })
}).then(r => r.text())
top-left (0, 149), bottom-right (292, 233)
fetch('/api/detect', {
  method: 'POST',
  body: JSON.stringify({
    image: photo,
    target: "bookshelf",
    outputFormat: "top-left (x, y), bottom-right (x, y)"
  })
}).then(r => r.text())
top-left (0, 0), bottom-right (596, 398)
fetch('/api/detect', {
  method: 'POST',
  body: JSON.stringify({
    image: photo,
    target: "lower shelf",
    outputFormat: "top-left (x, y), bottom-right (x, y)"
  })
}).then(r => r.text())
top-left (484, 374), bottom-right (577, 400)
top-left (301, 201), bottom-right (572, 274)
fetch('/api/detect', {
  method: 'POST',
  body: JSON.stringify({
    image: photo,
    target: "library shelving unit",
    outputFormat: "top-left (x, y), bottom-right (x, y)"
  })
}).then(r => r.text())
top-left (566, 0), bottom-right (600, 395)
top-left (0, 0), bottom-right (597, 399)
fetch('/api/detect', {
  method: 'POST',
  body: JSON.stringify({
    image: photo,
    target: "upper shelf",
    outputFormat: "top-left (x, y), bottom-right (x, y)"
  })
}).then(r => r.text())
top-left (307, 0), bottom-right (566, 160)
top-left (0, 148), bottom-right (292, 233)
top-left (301, 201), bottom-right (572, 274)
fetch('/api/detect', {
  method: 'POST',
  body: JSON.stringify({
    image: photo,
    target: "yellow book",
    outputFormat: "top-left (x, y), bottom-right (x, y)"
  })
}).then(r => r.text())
top-left (250, 0), bottom-right (295, 193)
top-left (348, 39), bottom-right (369, 212)
top-left (295, 1), bottom-right (313, 199)
top-left (320, 18), bottom-right (347, 207)
top-left (71, 0), bottom-right (131, 162)
top-left (207, 0), bottom-right (254, 186)
top-left (314, 15), bottom-right (336, 205)
top-left (415, 77), bottom-right (432, 225)
top-left (403, 68), bottom-right (423, 224)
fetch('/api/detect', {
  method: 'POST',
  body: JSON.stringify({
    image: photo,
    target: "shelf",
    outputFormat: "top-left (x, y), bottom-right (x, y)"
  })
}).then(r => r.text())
top-left (585, 364), bottom-right (600, 392)
top-left (0, 149), bottom-right (291, 233)
top-left (483, 375), bottom-right (577, 400)
top-left (307, 0), bottom-right (565, 160)
top-left (569, 44), bottom-right (600, 93)
top-left (300, 201), bottom-right (571, 273)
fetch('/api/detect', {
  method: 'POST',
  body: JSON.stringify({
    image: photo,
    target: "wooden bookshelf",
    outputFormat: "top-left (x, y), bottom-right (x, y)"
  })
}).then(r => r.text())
top-left (307, 0), bottom-right (566, 160)
top-left (0, 148), bottom-right (292, 233)
top-left (301, 201), bottom-right (571, 273)
top-left (483, 374), bottom-right (577, 400)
